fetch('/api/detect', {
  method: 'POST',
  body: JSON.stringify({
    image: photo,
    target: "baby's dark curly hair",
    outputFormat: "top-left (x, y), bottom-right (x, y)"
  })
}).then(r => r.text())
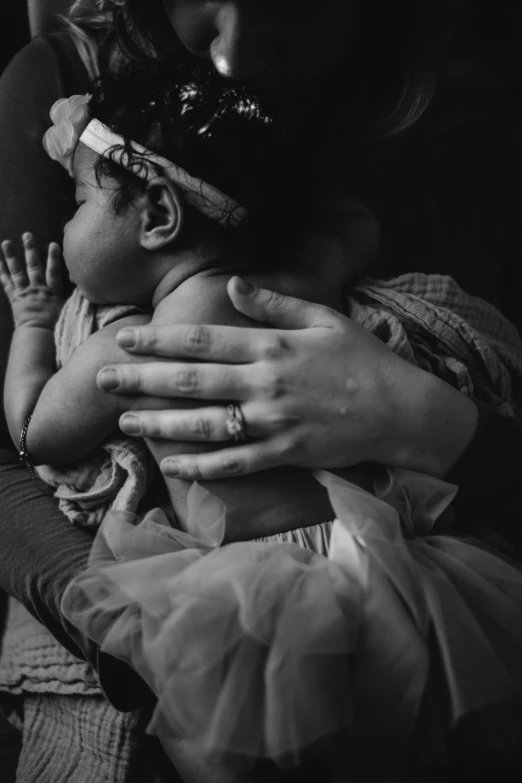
top-left (87, 58), bottom-right (285, 226)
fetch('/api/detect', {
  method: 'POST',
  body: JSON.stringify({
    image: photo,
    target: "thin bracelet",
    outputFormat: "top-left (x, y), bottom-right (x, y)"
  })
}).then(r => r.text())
top-left (19, 415), bottom-right (35, 480)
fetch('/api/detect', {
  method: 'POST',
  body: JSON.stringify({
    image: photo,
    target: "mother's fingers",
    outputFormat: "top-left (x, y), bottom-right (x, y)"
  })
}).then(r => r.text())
top-left (160, 440), bottom-right (281, 481)
top-left (116, 323), bottom-right (279, 363)
top-left (97, 361), bottom-right (253, 400)
top-left (119, 404), bottom-right (263, 442)
top-left (227, 276), bottom-right (342, 329)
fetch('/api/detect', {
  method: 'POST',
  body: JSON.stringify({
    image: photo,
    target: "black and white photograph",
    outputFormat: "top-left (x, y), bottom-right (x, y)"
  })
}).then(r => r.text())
top-left (0, 2), bottom-right (521, 781)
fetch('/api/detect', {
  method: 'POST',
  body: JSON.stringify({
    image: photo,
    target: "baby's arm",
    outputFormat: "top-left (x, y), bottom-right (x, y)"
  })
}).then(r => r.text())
top-left (24, 313), bottom-right (152, 465)
top-left (0, 235), bottom-right (150, 465)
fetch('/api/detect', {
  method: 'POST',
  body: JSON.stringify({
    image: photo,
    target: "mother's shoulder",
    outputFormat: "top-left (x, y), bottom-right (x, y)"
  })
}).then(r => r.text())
top-left (3, 30), bottom-right (89, 98)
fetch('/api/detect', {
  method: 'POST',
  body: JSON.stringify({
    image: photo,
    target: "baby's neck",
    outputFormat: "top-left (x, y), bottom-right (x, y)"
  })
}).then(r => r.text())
top-left (151, 243), bottom-right (250, 311)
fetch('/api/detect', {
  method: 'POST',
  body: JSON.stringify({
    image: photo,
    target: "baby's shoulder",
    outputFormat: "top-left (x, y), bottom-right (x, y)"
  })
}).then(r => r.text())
top-left (153, 273), bottom-right (252, 328)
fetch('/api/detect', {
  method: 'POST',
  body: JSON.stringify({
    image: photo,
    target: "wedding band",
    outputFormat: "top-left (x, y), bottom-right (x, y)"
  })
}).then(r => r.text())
top-left (225, 404), bottom-right (247, 442)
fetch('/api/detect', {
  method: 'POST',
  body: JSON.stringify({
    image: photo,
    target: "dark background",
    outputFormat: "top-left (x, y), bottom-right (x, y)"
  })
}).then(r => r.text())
top-left (0, 4), bottom-right (30, 72)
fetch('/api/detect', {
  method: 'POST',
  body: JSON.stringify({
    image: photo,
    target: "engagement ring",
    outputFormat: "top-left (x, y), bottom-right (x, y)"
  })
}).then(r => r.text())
top-left (225, 404), bottom-right (247, 442)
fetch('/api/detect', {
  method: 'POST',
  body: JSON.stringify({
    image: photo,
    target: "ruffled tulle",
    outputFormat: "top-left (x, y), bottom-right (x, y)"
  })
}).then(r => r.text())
top-left (61, 471), bottom-right (522, 765)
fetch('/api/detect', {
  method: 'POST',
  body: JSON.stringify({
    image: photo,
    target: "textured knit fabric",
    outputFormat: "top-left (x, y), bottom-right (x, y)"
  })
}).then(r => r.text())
top-left (0, 600), bottom-right (149, 783)
top-left (348, 273), bottom-right (522, 415)
top-left (16, 695), bottom-right (141, 783)
top-left (0, 600), bottom-right (98, 697)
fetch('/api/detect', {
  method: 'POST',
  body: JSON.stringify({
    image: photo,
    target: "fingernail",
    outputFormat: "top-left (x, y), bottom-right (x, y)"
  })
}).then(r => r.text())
top-left (117, 328), bottom-right (137, 349)
top-left (120, 414), bottom-right (141, 435)
top-left (234, 277), bottom-right (255, 296)
top-left (22, 233), bottom-right (33, 244)
top-left (162, 459), bottom-right (180, 477)
top-left (97, 368), bottom-right (120, 390)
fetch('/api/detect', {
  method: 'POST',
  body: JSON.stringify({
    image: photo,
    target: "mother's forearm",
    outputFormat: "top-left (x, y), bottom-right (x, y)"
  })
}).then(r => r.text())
top-left (380, 367), bottom-right (479, 478)
top-left (0, 445), bottom-right (95, 657)
top-left (0, 443), bottom-right (152, 709)
top-left (381, 367), bottom-right (522, 553)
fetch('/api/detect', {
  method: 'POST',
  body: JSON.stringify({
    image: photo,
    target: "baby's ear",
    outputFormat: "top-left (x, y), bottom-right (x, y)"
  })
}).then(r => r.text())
top-left (138, 177), bottom-right (184, 250)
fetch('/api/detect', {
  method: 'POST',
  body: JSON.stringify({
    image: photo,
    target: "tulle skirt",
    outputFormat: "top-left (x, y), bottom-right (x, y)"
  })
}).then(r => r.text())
top-left (61, 469), bottom-right (522, 766)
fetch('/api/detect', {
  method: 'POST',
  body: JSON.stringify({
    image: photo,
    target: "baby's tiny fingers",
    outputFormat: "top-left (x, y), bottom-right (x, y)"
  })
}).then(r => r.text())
top-left (0, 253), bottom-right (15, 297)
top-left (46, 243), bottom-right (62, 292)
top-left (2, 239), bottom-right (28, 287)
top-left (1, 240), bottom-right (10, 262)
top-left (23, 233), bottom-right (45, 286)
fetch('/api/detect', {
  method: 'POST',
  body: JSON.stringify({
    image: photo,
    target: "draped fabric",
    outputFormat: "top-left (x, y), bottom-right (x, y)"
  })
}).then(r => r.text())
top-left (62, 468), bottom-right (522, 767)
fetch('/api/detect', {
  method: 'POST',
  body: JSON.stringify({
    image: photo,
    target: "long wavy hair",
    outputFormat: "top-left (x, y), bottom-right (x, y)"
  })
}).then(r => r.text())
top-left (64, 0), bottom-right (466, 138)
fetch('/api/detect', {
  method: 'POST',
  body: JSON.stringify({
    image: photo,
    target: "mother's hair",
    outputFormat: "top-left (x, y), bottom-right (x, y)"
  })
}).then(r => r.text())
top-left (65, 0), bottom-right (466, 138)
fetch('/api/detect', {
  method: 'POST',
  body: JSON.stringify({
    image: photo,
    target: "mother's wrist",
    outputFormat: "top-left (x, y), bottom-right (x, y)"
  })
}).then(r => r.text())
top-left (379, 370), bottom-right (479, 478)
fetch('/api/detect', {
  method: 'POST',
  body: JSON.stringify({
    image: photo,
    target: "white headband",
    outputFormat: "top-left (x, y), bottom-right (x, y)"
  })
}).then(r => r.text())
top-left (43, 95), bottom-right (247, 228)
top-left (80, 119), bottom-right (247, 228)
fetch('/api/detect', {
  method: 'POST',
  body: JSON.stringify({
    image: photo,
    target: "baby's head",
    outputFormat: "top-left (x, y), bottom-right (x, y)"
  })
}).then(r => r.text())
top-left (44, 61), bottom-right (281, 305)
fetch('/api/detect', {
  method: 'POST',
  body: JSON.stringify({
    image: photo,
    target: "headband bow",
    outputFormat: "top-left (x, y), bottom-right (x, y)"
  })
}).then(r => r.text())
top-left (43, 95), bottom-right (247, 228)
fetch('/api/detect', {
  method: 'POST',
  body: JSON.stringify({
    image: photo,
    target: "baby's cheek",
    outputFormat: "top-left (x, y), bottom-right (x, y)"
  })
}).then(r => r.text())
top-left (62, 231), bottom-right (79, 279)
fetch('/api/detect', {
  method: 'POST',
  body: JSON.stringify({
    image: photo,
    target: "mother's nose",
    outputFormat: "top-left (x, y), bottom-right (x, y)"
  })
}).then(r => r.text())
top-left (209, 2), bottom-right (274, 81)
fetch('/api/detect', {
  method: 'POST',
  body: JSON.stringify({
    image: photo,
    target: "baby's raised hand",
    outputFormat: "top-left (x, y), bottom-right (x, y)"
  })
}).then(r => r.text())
top-left (0, 233), bottom-right (64, 330)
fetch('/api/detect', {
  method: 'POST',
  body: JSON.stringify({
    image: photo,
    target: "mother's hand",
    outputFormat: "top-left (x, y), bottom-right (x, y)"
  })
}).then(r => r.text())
top-left (97, 278), bottom-right (478, 480)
